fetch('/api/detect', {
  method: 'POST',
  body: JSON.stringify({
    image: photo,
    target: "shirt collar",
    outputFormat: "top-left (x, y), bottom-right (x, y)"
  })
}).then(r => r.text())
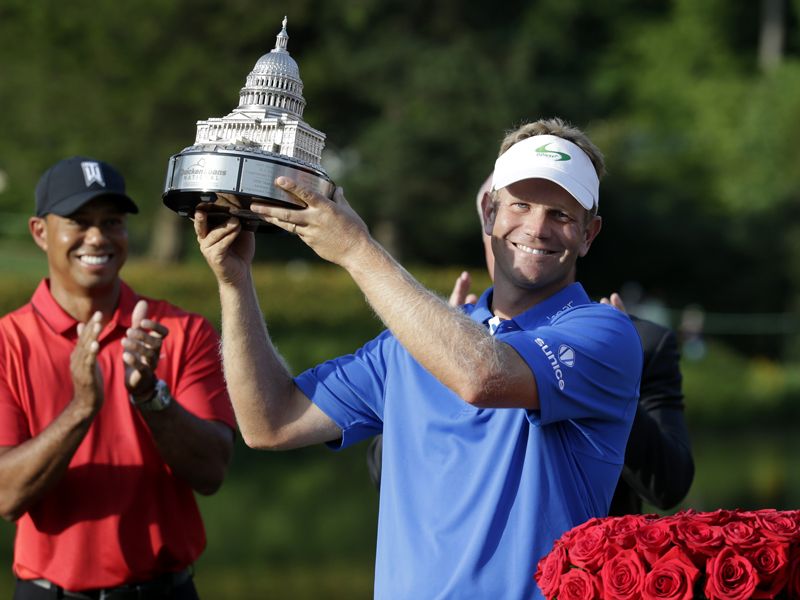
top-left (468, 283), bottom-right (592, 331)
top-left (31, 279), bottom-right (139, 338)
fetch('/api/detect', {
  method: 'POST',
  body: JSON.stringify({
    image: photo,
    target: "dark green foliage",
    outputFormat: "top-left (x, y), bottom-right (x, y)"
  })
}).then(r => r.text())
top-left (2, 1), bottom-right (799, 351)
top-left (2, 0), bottom-right (799, 330)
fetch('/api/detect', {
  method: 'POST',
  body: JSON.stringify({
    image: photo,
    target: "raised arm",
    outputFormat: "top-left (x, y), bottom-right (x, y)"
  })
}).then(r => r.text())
top-left (0, 313), bottom-right (104, 521)
top-left (193, 210), bottom-right (341, 450)
top-left (248, 178), bottom-right (538, 410)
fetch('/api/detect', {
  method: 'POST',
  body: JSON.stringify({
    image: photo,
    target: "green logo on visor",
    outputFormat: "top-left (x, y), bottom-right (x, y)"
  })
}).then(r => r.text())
top-left (535, 143), bottom-right (571, 162)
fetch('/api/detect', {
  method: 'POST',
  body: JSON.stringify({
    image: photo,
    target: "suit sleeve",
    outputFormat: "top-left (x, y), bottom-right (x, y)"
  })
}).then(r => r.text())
top-left (619, 321), bottom-right (694, 509)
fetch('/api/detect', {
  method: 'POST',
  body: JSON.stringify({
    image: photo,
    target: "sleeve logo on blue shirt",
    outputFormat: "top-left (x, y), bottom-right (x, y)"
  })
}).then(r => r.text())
top-left (558, 344), bottom-right (575, 367)
top-left (535, 338), bottom-right (575, 390)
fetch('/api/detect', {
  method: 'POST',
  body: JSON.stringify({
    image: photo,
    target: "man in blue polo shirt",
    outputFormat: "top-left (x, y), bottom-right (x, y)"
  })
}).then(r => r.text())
top-left (194, 117), bottom-right (643, 599)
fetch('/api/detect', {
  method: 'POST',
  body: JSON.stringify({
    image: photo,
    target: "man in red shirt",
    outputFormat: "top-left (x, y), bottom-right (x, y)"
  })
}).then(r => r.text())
top-left (0, 157), bottom-right (236, 599)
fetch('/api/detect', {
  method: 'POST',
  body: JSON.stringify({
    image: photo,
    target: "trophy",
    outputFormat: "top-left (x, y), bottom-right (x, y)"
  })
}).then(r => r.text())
top-left (162, 17), bottom-right (334, 232)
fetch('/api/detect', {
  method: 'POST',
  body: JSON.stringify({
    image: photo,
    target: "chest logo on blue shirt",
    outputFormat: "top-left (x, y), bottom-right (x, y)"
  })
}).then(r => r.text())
top-left (534, 338), bottom-right (575, 390)
top-left (545, 300), bottom-right (575, 322)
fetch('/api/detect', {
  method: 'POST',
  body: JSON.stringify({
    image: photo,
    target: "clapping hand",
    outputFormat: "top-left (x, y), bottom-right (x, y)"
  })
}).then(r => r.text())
top-left (122, 300), bottom-right (168, 403)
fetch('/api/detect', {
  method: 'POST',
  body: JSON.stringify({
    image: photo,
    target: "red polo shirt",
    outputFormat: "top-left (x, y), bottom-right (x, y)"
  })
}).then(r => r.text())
top-left (0, 279), bottom-right (235, 590)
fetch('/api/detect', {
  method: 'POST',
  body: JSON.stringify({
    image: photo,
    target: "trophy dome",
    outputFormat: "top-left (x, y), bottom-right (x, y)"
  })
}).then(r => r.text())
top-left (253, 51), bottom-right (300, 79)
top-left (253, 36), bottom-right (300, 80)
top-left (252, 16), bottom-right (299, 80)
top-left (235, 17), bottom-right (306, 118)
top-left (193, 16), bottom-right (326, 171)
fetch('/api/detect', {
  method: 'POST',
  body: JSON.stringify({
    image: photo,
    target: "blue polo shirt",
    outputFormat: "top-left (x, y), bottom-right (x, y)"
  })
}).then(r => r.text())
top-left (295, 283), bottom-right (642, 599)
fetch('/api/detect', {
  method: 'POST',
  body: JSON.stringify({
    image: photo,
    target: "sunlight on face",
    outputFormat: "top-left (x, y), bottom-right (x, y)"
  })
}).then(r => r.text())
top-left (488, 179), bottom-right (600, 305)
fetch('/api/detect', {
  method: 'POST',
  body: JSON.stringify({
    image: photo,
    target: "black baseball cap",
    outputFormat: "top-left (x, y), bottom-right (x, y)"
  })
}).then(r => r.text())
top-left (35, 156), bottom-right (139, 217)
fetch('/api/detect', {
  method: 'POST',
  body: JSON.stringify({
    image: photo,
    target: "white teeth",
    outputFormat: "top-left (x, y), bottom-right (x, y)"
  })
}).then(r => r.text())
top-left (80, 255), bottom-right (110, 265)
top-left (515, 243), bottom-right (549, 255)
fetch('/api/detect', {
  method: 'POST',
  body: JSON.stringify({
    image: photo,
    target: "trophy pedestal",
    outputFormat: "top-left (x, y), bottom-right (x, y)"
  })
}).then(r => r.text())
top-left (163, 144), bottom-right (335, 232)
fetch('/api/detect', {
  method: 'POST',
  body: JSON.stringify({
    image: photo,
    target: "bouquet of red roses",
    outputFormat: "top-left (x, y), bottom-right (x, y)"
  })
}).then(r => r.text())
top-left (535, 509), bottom-right (800, 600)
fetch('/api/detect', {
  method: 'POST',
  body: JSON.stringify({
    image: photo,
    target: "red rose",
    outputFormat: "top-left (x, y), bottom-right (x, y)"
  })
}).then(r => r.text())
top-left (558, 568), bottom-right (600, 600)
top-left (600, 548), bottom-right (646, 600)
top-left (733, 510), bottom-right (760, 520)
top-left (674, 519), bottom-right (725, 562)
top-left (562, 517), bottom-right (606, 544)
top-left (637, 521), bottom-right (676, 566)
top-left (757, 509), bottom-right (800, 543)
top-left (642, 546), bottom-right (699, 600)
top-left (566, 523), bottom-right (609, 571)
top-left (715, 509), bottom-right (742, 525)
top-left (608, 514), bottom-right (648, 550)
top-left (745, 542), bottom-right (789, 599)
top-left (684, 508), bottom-right (737, 526)
top-left (786, 547), bottom-right (800, 599)
top-left (722, 519), bottom-right (764, 550)
top-left (704, 547), bottom-right (758, 600)
top-left (535, 543), bottom-right (567, 599)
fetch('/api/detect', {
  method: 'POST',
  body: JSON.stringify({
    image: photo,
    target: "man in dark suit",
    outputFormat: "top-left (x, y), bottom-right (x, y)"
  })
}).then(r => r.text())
top-left (601, 293), bottom-right (694, 514)
top-left (367, 178), bottom-right (694, 516)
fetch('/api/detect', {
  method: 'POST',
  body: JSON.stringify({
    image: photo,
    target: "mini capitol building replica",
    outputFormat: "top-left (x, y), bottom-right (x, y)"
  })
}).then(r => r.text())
top-left (194, 17), bottom-right (325, 169)
top-left (162, 16), bottom-right (334, 227)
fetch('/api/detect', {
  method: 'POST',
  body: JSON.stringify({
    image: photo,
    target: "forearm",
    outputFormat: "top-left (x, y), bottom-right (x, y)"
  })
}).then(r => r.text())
top-left (0, 400), bottom-right (95, 521)
top-left (343, 238), bottom-right (532, 407)
top-left (218, 273), bottom-right (298, 448)
top-left (139, 402), bottom-right (233, 495)
top-left (248, 179), bottom-right (536, 407)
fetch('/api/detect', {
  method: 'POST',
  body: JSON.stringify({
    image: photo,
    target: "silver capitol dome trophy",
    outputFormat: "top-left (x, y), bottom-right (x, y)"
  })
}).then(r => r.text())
top-left (162, 17), bottom-right (334, 232)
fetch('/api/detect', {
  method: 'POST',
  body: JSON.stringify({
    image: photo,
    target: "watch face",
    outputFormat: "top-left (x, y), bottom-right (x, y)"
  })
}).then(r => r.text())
top-left (153, 381), bottom-right (172, 411)
top-left (136, 380), bottom-right (172, 411)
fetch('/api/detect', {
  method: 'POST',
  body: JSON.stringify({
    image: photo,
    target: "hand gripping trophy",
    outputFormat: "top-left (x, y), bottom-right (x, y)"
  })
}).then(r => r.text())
top-left (163, 17), bottom-right (334, 231)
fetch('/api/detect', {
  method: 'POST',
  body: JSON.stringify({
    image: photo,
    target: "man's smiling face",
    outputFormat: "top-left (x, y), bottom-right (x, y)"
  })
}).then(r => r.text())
top-left (486, 178), bottom-right (601, 305)
top-left (32, 197), bottom-right (129, 295)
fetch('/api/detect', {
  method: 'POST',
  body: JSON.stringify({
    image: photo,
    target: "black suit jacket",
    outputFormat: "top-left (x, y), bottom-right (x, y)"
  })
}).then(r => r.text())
top-left (366, 316), bottom-right (694, 515)
top-left (608, 316), bottom-right (694, 515)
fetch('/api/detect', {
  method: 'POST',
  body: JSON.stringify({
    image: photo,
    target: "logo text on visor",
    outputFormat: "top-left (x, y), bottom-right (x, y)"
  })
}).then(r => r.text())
top-left (535, 143), bottom-right (571, 162)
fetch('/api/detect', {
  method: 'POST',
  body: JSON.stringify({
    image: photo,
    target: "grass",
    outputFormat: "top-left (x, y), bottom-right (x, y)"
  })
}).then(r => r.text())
top-left (193, 563), bottom-right (374, 598)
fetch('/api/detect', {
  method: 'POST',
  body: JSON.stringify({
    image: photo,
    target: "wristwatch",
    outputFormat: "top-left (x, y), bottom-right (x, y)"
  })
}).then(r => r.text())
top-left (130, 379), bottom-right (173, 412)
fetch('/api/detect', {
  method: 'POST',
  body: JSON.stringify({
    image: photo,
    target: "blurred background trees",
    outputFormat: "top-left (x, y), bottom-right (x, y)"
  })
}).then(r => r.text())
top-left (2, 1), bottom-right (800, 596)
top-left (2, 0), bottom-right (799, 348)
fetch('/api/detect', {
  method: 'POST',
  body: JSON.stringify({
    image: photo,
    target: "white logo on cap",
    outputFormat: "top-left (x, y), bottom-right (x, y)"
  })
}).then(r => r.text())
top-left (535, 142), bottom-right (571, 162)
top-left (81, 162), bottom-right (106, 188)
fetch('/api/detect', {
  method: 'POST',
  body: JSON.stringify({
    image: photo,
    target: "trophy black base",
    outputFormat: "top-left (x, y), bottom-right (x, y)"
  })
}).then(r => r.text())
top-left (162, 144), bottom-right (335, 233)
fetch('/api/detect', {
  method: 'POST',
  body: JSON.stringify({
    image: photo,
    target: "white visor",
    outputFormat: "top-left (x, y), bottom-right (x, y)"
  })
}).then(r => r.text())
top-left (492, 134), bottom-right (599, 211)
